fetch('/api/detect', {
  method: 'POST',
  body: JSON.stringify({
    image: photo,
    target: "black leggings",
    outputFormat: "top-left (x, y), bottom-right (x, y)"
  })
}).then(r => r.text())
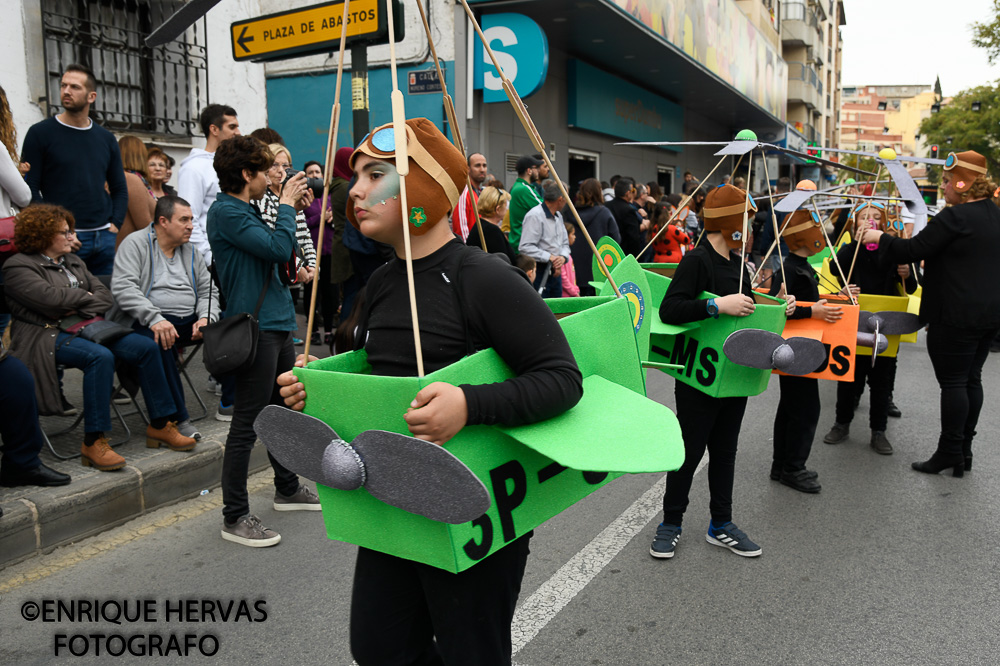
top-left (836, 355), bottom-right (895, 432)
top-left (925, 323), bottom-right (997, 456)
top-left (221, 330), bottom-right (300, 521)
top-left (662, 381), bottom-right (747, 527)
top-left (350, 536), bottom-right (531, 666)
top-left (773, 375), bottom-right (820, 473)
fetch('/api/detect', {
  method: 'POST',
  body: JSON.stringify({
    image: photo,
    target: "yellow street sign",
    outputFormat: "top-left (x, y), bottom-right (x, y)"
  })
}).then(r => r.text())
top-left (230, 0), bottom-right (400, 63)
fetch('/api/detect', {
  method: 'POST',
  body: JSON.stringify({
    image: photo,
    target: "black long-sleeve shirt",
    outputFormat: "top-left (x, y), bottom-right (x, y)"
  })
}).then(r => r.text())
top-left (363, 239), bottom-right (583, 427)
top-left (768, 253), bottom-right (818, 320)
top-left (879, 200), bottom-right (1000, 329)
top-left (606, 198), bottom-right (643, 257)
top-left (835, 241), bottom-right (917, 298)
top-left (659, 244), bottom-right (754, 325)
top-left (21, 117), bottom-right (128, 230)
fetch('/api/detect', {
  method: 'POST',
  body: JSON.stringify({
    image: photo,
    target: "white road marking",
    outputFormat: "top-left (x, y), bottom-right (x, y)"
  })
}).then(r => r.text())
top-left (511, 454), bottom-right (709, 654)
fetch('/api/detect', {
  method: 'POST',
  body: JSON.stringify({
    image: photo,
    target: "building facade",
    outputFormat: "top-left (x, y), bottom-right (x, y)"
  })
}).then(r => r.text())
top-left (5, 0), bottom-right (269, 185)
top-left (265, 0), bottom-right (791, 196)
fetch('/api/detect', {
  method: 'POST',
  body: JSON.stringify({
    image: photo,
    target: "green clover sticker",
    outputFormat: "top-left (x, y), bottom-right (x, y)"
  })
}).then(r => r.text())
top-left (410, 207), bottom-right (427, 227)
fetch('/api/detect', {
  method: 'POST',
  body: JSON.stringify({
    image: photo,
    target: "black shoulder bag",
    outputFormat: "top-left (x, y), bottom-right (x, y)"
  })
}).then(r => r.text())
top-left (201, 263), bottom-right (272, 376)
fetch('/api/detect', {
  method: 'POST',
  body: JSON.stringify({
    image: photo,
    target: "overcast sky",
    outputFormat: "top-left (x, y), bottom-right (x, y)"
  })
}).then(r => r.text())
top-left (840, 0), bottom-right (1000, 95)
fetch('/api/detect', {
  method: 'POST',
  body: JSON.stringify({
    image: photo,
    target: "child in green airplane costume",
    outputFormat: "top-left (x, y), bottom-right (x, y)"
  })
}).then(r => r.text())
top-left (275, 118), bottom-right (684, 665)
top-left (649, 184), bottom-right (794, 561)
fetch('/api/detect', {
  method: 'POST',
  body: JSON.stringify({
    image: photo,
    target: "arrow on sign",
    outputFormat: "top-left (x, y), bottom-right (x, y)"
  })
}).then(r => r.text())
top-left (236, 26), bottom-right (254, 53)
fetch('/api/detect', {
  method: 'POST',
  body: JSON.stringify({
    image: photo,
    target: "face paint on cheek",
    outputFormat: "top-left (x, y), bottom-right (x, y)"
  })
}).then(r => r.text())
top-left (370, 165), bottom-right (401, 206)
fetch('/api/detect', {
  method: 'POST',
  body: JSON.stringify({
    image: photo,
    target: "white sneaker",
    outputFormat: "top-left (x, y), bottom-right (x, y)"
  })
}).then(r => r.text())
top-left (215, 404), bottom-right (234, 422)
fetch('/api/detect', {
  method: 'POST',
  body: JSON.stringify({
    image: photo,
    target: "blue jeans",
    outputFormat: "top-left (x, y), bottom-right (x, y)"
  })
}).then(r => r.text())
top-left (75, 228), bottom-right (117, 277)
top-left (532, 262), bottom-right (563, 299)
top-left (131, 313), bottom-right (198, 423)
top-left (0, 313), bottom-right (9, 339)
top-left (54, 331), bottom-right (178, 433)
top-left (0, 356), bottom-right (46, 471)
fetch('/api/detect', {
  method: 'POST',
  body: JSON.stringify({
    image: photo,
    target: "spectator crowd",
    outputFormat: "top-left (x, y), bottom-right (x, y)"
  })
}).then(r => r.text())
top-left (0, 64), bottom-right (728, 511)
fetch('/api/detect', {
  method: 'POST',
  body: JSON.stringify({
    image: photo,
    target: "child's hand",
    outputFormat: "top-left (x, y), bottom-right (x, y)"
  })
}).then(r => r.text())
top-left (811, 299), bottom-right (843, 323)
top-left (276, 354), bottom-right (318, 411)
top-left (404, 382), bottom-right (468, 446)
top-left (784, 295), bottom-right (797, 317)
top-left (716, 294), bottom-right (756, 317)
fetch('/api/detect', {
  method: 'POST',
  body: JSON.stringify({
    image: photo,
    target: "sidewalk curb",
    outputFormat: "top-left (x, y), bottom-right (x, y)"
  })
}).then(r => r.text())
top-left (0, 438), bottom-right (272, 570)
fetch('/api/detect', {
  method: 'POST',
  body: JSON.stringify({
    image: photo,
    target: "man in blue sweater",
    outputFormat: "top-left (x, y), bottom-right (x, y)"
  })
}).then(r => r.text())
top-left (21, 64), bottom-right (128, 276)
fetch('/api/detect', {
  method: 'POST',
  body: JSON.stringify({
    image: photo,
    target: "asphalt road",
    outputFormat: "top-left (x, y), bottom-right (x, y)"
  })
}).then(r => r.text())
top-left (2, 331), bottom-right (999, 665)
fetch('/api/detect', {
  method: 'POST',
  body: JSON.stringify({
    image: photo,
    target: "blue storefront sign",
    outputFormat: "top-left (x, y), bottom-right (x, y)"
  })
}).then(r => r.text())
top-left (567, 60), bottom-right (683, 148)
top-left (472, 13), bottom-right (548, 103)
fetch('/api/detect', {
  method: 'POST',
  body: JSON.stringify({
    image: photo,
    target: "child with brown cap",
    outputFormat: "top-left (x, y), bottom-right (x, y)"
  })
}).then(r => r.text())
top-left (767, 208), bottom-right (845, 493)
top-left (649, 184), bottom-right (791, 560)
top-left (277, 118), bottom-right (583, 664)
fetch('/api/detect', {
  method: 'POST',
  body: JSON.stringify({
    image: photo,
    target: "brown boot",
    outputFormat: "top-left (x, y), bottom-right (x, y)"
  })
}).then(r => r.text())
top-left (81, 436), bottom-right (126, 471)
top-left (146, 421), bottom-right (197, 452)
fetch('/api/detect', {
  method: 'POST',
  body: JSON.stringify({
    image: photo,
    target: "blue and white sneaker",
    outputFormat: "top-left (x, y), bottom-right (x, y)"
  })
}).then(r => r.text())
top-left (706, 522), bottom-right (762, 557)
top-left (649, 523), bottom-right (682, 559)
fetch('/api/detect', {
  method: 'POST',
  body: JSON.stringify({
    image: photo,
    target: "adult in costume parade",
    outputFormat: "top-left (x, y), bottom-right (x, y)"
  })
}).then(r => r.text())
top-left (860, 151), bottom-right (1000, 477)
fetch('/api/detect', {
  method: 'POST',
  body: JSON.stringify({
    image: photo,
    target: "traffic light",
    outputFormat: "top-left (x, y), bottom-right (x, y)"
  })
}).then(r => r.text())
top-left (930, 144), bottom-right (939, 159)
top-left (805, 141), bottom-right (821, 163)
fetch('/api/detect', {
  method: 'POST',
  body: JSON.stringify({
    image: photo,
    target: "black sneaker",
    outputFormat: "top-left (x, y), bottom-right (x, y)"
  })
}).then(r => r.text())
top-left (779, 469), bottom-right (822, 493)
top-left (649, 523), bottom-right (682, 559)
top-left (770, 463), bottom-right (818, 481)
top-left (706, 522), bottom-right (762, 557)
top-left (59, 395), bottom-right (78, 417)
top-left (824, 422), bottom-right (849, 444)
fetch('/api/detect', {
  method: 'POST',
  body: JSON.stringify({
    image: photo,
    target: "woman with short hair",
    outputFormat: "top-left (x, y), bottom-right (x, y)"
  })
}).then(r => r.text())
top-left (146, 146), bottom-right (174, 199)
top-left (466, 185), bottom-right (516, 263)
top-left (3, 204), bottom-right (196, 470)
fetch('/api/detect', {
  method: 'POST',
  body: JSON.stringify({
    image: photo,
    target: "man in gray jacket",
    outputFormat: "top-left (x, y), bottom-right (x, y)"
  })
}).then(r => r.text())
top-left (110, 195), bottom-right (218, 440)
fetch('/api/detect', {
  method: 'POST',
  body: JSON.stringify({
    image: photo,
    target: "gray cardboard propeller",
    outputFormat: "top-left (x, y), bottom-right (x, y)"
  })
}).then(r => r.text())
top-left (722, 329), bottom-right (828, 376)
top-left (859, 311), bottom-right (921, 336)
top-left (254, 405), bottom-right (491, 524)
top-left (856, 331), bottom-right (890, 354)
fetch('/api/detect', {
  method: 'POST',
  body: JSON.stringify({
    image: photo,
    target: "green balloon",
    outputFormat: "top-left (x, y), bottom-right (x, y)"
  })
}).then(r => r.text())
top-left (735, 129), bottom-right (757, 141)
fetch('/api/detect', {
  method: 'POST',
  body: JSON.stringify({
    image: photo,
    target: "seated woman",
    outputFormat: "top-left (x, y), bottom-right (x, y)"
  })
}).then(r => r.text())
top-left (3, 204), bottom-right (196, 471)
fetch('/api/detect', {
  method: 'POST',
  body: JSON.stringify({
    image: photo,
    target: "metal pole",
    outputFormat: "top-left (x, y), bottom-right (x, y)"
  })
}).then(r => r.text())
top-left (350, 43), bottom-right (369, 144)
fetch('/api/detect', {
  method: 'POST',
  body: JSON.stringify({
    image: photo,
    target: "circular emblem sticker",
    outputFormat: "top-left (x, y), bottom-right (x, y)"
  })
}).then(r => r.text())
top-left (598, 243), bottom-right (623, 270)
top-left (620, 281), bottom-right (645, 333)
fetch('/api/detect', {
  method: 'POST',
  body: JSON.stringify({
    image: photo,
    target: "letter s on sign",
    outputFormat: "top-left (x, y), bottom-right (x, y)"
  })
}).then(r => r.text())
top-left (483, 25), bottom-right (518, 92)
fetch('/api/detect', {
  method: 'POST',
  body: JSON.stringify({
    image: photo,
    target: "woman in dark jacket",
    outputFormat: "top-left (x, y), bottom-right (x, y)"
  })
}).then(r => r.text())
top-left (569, 178), bottom-right (620, 295)
top-left (3, 204), bottom-right (195, 471)
top-left (861, 151), bottom-right (1000, 476)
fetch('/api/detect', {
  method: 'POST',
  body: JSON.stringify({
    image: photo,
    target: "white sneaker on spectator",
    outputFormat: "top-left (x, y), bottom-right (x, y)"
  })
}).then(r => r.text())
top-left (176, 419), bottom-right (202, 440)
top-left (215, 403), bottom-right (234, 422)
top-left (206, 377), bottom-right (222, 396)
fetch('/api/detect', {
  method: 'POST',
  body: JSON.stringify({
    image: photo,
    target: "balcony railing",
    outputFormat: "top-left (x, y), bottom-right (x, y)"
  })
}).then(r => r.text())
top-left (781, 1), bottom-right (818, 29)
top-left (788, 61), bottom-right (823, 95)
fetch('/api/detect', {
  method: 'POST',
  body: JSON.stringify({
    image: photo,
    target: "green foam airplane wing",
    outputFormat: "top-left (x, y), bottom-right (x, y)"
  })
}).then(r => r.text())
top-left (498, 374), bottom-right (683, 473)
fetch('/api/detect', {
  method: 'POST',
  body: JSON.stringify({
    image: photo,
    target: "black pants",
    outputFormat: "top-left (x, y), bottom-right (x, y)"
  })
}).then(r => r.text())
top-left (303, 255), bottom-right (340, 332)
top-left (221, 330), bottom-right (300, 521)
top-left (836, 355), bottom-right (895, 432)
top-left (350, 535), bottom-right (532, 666)
top-left (926, 323), bottom-right (997, 456)
top-left (773, 375), bottom-right (820, 473)
top-left (0, 355), bottom-right (46, 472)
top-left (662, 381), bottom-right (747, 527)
